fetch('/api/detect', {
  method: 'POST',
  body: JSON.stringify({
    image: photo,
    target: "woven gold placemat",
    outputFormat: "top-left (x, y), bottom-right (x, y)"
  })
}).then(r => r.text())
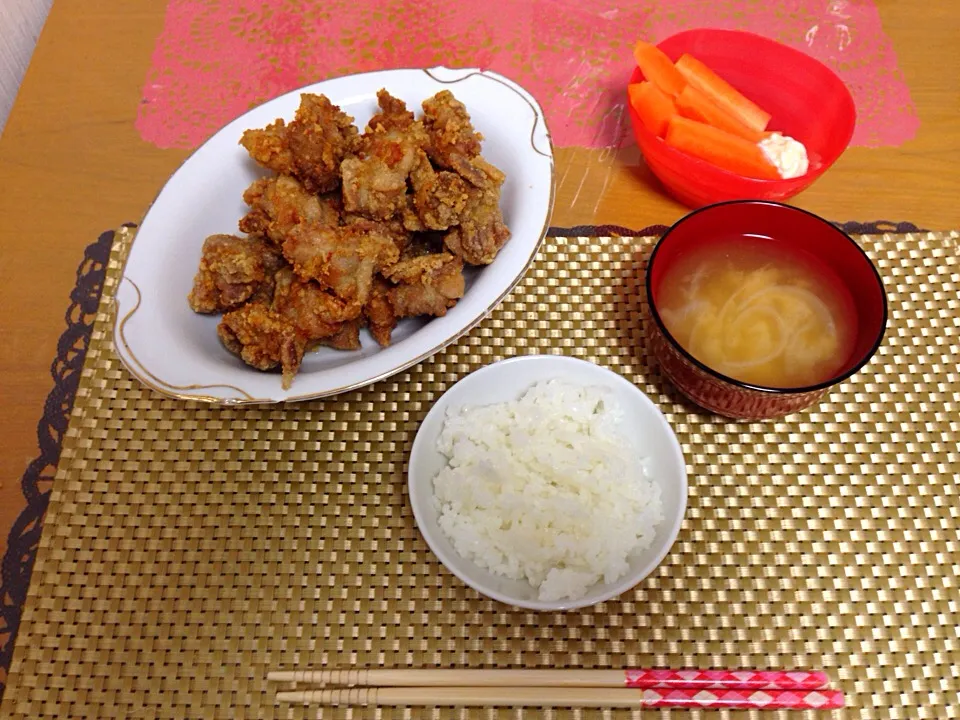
top-left (2, 228), bottom-right (959, 719)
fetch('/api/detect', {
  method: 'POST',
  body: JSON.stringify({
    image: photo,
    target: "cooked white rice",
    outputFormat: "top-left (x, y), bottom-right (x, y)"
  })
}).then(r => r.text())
top-left (432, 378), bottom-right (663, 602)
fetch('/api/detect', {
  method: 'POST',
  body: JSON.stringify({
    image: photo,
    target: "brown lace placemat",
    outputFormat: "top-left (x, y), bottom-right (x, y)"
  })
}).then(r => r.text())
top-left (1, 227), bottom-right (958, 719)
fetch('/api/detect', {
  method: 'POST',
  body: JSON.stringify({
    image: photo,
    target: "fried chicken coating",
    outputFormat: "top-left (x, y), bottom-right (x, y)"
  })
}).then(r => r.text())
top-left (246, 240), bottom-right (288, 306)
top-left (239, 118), bottom-right (290, 171)
top-left (282, 219), bottom-right (400, 305)
top-left (239, 175), bottom-right (341, 246)
top-left (408, 149), bottom-right (469, 230)
top-left (340, 92), bottom-right (428, 220)
top-left (461, 155), bottom-right (507, 189)
top-left (188, 234), bottom-right (281, 313)
top-left (422, 90), bottom-right (482, 164)
top-left (363, 275), bottom-right (398, 347)
top-left (383, 252), bottom-right (465, 318)
top-left (420, 90), bottom-right (504, 189)
top-left (271, 267), bottom-right (361, 344)
top-left (400, 194), bottom-right (427, 233)
top-left (193, 88), bottom-right (512, 387)
top-left (240, 93), bottom-right (359, 193)
top-left (443, 160), bottom-right (510, 265)
top-left (217, 303), bottom-right (306, 389)
top-left (343, 212), bottom-right (412, 255)
top-left (366, 89), bottom-right (416, 133)
top-left (319, 318), bottom-right (363, 351)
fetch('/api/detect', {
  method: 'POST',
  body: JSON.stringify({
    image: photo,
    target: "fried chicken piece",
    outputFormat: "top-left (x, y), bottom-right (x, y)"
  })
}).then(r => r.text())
top-left (271, 267), bottom-right (361, 344)
top-left (343, 212), bottom-right (412, 255)
top-left (383, 252), bottom-right (450, 284)
top-left (444, 193), bottom-right (510, 266)
top-left (188, 234), bottom-right (281, 313)
top-left (318, 318), bottom-right (363, 351)
top-left (444, 190), bottom-right (511, 265)
top-left (339, 153), bottom-right (406, 220)
top-left (340, 92), bottom-right (428, 220)
top-left (443, 162), bottom-right (511, 265)
top-left (240, 119), bottom-right (291, 171)
top-left (422, 90), bottom-right (481, 164)
top-left (400, 194), bottom-right (427, 233)
top-left (364, 275), bottom-right (398, 347)
top-left (462, 155), bottom-right (507, 188)
top-left (409, 149), bottom-right (469, 230)
top-left (246, 239), bottom-right (288, 306)
top-left (282, 219), bottom-right (400, 305)
top-left (239, 175), bottom-right (341, 246)
top-left (420, 90), bottom-right (504, 189)
top-left (366, 89), bottom-right (416, 133)
top-left (240, 93), bottom-right (359, 193)
top-left (217, 304), bottom-right (305, 389)
top-left (383, 252), bottom-right (465, 318)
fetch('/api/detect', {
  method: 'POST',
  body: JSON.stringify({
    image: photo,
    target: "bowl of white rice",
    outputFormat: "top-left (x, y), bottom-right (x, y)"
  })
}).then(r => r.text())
top-left (408, 355), bottom-right (687, 611)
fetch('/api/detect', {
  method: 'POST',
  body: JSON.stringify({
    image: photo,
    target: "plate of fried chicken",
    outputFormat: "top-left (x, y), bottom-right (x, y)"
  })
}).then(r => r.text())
top-left (115, 67), bottom-right (554, 403)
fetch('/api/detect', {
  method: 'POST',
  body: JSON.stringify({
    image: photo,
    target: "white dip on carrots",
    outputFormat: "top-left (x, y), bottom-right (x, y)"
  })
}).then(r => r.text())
top-left (431, 379), bottom-right (663, 602)
top-left (759, 132), bottom-right (810, 179)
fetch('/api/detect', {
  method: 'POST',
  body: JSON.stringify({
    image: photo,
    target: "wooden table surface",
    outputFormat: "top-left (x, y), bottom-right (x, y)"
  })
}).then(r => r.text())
top-left (0, 0), bottom-right (957, 604)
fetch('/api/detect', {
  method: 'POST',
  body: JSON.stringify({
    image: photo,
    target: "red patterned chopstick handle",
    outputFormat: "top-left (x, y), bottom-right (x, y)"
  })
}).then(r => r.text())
top-left (640, 688), bottom-right (845, 710)
top-left (625, 669), bottom-right (830, 690)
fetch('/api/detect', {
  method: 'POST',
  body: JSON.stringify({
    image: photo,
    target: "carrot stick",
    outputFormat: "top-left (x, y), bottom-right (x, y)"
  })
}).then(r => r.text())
top-left (628, 81), bottom-right (678, 138)
top-left (675, 54), bottom-right (771, 132)
top-left (675, 84), bottom-right (765, 143)
top-left (633, 41), bottom-right (686, 97)
top-left (664, 115), bottom-right (780, 180)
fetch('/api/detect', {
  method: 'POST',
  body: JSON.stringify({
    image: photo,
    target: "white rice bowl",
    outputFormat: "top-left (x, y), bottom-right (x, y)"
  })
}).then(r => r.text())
top-left (408, 355), bottom-right (688, 611)
top-left (432, 379), bottom-right (663, 603)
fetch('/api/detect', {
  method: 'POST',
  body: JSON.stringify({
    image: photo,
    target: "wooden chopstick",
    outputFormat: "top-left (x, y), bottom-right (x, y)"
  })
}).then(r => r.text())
top-left (275, 686), bottom-right (845, 709)
top-left (267, 668), bottom-right (831, 690)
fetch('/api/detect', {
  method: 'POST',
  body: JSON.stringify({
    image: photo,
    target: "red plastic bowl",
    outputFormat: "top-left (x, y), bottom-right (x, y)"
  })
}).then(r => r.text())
top-left (628, 28), bottom-right (856, 208)
top-left (646, 201), bottom-right (887, 420)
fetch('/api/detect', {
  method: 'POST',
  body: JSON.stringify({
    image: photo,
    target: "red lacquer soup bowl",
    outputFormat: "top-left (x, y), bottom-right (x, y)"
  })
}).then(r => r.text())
top-left (628, 28), bottom-right (856, 208)
top-left (645, 201), bottom-right (887, 420)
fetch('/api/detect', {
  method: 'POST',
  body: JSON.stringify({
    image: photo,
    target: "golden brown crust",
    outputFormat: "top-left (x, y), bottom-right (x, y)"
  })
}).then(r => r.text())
top-left (340, 109), bottom-right (429, 220)
top-left (246, 241), bottom-right (288, 306)
top-left (239, 120), bottom-right (294, 175)
top-left (240, 93), bottom-right (360, 193)
top-left (271, 267), bottom-right (361, 343)
top-left (217, 304), bottom-right (306, 389)
top-left (317, 318), bottom-right (363, 351)
top-left (363, 275), bottom-right (398, 347)
top-left (193, 89), bottom-right (510, 384)
top-left (366, 89), bottom-right (416, 133)
top-left (188, 234), bottom-right (273, 313)
top-left (409, 150), bottom-right (469, 230)
top-left (343, 213), bottom-right (413, 256)
top-left (443, 181), bottom-right (511, 266)
top-left (239, 175), bottom-right (341, 246)
top-left (422, 90), bottom-right (483, 168)
top-left (384, 253), bottom-right (465, 318)
top-left (282, 220), bottom-right (400, 305)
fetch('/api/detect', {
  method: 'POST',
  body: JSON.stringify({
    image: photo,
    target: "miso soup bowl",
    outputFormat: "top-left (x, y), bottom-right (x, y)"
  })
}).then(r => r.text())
top-left (645, 201), bottom-right (887, 420)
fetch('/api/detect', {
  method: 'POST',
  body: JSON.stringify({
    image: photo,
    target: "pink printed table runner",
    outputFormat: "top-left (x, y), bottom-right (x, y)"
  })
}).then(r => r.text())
top-left (137, 0), bottom-right (918, 151)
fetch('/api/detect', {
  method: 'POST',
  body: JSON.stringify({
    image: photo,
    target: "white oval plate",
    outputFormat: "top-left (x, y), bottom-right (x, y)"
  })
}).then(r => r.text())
top-left (408, 355), bottom-right (688, 611)
top-left (114, 67), bottom-right (554, 404)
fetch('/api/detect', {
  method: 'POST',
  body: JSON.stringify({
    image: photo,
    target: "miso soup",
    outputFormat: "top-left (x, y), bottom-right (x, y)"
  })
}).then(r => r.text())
top-left (656, 235), bottom-right (857, 388)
